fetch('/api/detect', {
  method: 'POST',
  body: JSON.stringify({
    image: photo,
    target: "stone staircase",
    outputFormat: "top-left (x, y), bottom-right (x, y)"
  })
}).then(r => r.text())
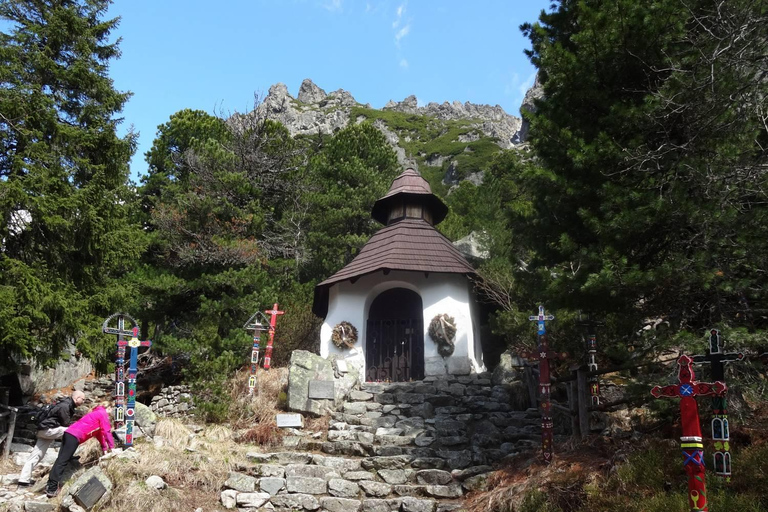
top-left (221, 372), bottom-right (541, 511)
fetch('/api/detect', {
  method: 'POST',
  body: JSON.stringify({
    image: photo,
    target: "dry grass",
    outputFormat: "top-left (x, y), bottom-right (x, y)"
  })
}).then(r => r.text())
top-left (154, 418), bottom-right (193, 448)
top-left (229, 367), bottom-right (288, 423)
top-left (85, 424), bottom-right (254, 512)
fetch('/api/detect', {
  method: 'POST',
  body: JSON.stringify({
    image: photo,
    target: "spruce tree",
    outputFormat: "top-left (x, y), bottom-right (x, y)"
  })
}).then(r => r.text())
top-left (0, 0), bottom-right (142, 365)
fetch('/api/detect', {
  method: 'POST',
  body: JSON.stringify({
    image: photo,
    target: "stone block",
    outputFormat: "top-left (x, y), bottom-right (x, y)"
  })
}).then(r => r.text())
top-left (271, 493), bottom-right (320, 510)
top-left (446, 357), bottom-right (472, 376)
top-left (319, 497), bottom-right (362, 512)
top-left (220, 489), bottom-right (237, 509)
top-left (359, 480), bottom-right (392, 498)
top-left (252, 464), bottom-right (285, 478)
top-left (377, 469), bottom-right (407, 485)
top-left (260, 477), bottom-right (285, 495)
top-left (22, 502), bottom-right (56, 512)
top-left (313, 454), bottom-right (363, 473)
top-left (425, 484), bottom-right (463, 498)
top-left (328, 478), bottom-right (360, 498)
top-left (424, 357), bottom-right (446, 377)
top-left (415, 469), bottom-right (452, 485)
top-left (286, 476), bottom-right (327, 494)
top-left (285, 464), bottom-right (340, 480)
top-left (400, 497), bottom-right (436, 512)
top-left (344, 471), bottom-right (376, 481)
top-left (224, 472), bottom-right (256, 492)
top-left (236, 492), bottom-right (271, 508)
top-left (349, 390), bottom-right (373, 401)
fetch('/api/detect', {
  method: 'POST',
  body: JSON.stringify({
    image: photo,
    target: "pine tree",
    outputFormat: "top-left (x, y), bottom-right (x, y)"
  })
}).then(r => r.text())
top-left (510, 0), bottom-right (768, 340)
top-left (0, 0), bottom-right (142, 365)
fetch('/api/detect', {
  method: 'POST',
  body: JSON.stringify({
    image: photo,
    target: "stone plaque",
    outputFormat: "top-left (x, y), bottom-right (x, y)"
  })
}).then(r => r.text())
top-left (74, 476), bottom-right (107, 510)
top-left (276, 413), bottom-right (303, 428)
top-left (336, 360), bottom-right (348, 374)
top-left (308, 380), bottom-right (335, 400)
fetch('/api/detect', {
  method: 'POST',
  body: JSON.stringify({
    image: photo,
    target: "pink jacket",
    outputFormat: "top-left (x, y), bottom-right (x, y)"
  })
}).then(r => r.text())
top-left (66, 406), bottom-right (114, 452)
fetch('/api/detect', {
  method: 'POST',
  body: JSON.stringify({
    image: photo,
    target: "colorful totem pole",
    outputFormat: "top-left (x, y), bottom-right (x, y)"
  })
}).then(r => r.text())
top-left (243, 311), bottom-right (270, 394)
top-left (262, 303), bottom-right (284, 370)
top-left (692, 329), bottom-right (744, 479)
top-left (123, 327), bottom-right (151, 447)
top-left (651, 355), bottom-right (727, 512)
top-left (102, 313), bottom-right (139, 429)
top-left (578, 314), bottom-right (603, 406)
top-left (521, 305), bottom-right (567, 464)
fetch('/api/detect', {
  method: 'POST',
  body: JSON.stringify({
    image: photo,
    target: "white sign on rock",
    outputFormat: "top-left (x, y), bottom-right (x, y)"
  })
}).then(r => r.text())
top-left (276, 413), bottom-right (303, 428)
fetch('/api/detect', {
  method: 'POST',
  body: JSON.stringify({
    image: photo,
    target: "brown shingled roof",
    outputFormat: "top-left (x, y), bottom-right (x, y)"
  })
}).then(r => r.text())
top-left (312, 218), bottom-right (475, 317)
top-left (371, 168), bottom-right (449, 225)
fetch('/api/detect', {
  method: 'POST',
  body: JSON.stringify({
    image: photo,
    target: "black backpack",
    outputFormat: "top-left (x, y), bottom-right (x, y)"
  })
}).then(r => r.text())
top-left (33, 402), bottom-right (56, 428)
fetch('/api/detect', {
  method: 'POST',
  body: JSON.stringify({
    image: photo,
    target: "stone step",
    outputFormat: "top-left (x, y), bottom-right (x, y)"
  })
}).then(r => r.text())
top-left (223, 451), bottom-right (492, 510)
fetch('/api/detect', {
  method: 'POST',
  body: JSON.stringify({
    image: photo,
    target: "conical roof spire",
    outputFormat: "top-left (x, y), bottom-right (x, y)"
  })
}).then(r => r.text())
top-left (371, 168), bottom-right (449, 225)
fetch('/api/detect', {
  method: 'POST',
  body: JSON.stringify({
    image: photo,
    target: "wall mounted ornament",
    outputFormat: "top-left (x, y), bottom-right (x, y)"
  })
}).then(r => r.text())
top-left (332, 321), bottom-right (358, 349)
top-left (428, 314), bottom-right (457, 357)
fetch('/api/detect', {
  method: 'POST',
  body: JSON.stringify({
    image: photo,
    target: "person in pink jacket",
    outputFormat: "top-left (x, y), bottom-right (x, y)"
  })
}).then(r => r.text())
top-left (46, 404), bottom-right (115, 498)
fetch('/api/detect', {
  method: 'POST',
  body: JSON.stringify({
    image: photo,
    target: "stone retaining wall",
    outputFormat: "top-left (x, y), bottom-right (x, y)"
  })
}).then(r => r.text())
top-left (149, 385), bottom-right (196, 418)
top-left (225, 372), bottom-right (542, 511)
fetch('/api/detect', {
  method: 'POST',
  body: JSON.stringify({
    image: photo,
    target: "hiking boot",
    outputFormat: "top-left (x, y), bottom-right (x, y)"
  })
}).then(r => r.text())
top-left (17, 480), bottom-right (32, 487)
top-left (45, 485), bottom-right (59, 498)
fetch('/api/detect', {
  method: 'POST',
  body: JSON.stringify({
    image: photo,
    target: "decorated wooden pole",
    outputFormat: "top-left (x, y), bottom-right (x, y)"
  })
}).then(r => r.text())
top-left (651, 355), bottom-right (727, 512)
top-left (243, 311), bottom-right (270, 394)
top-left (520, 305), bottom-right (567, 464)
top-left (124, 327), bottom-right (151, 447)
top-left (102, 313), bottom-right (138, 429)
top-left (263, 303), bottom-right (284, 370)
top-left (692, 328), bottom-right (744, 479)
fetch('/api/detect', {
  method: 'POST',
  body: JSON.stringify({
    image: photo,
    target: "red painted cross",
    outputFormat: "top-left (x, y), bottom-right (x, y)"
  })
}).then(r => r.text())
top-left (651, 355), bottom-right (726, 512)
top-left (263, 303), bottom-right (285, 370)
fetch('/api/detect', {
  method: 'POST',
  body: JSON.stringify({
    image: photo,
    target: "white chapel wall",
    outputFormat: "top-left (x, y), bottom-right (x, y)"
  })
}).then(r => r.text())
top-left (320, 270), bottom-right (485, 381)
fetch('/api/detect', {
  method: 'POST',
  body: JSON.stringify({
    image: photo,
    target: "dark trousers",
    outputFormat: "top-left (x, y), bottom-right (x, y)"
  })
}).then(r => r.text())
top-left (47, 432), bottom-right (79, 491)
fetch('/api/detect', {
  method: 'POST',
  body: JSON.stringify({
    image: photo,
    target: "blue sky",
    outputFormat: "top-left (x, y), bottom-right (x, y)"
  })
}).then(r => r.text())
top-left (105, 0), bottom-right (552, 180)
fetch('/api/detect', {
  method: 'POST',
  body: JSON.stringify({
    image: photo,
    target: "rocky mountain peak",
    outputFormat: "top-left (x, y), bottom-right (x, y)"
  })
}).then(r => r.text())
top-left (297, 78), bottom-right (327, 104)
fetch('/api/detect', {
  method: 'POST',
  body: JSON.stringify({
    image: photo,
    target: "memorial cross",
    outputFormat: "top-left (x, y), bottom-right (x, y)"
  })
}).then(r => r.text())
top-left (243, 311), bottom-right (270, 394)
top-left (263, 303), bottom-right (284, 370)
top-left (692, 329), bottom-right (744, 479)
top-left (521, 305), bottom-right (567, 464)
top-left (102, 313), bottom-right (138, 429)
top-left (651, 354), bottom-right (727, 512)
top-left (578, 314), bottom-right (604, 407)
top-left (124, 327), bottom-right (151, 447)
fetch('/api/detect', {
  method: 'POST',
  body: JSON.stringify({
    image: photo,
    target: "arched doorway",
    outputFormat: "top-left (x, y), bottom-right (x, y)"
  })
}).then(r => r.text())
top-left (366, 288), bottom-right (424, 382)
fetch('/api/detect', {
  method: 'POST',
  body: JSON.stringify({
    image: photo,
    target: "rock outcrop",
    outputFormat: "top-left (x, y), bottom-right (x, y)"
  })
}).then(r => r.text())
top-left (252, 79), bottom-right (524, 154)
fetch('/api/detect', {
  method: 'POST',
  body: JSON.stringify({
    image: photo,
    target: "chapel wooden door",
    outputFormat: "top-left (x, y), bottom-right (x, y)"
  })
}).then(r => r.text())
top-left (366, 288), bottom-right (424, 382)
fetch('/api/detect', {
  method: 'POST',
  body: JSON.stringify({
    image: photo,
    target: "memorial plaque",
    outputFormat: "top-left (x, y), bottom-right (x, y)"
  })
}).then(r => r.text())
top-left (336, 360), bottom-right (348, 374)
top-left (74, 476), bottom-right (107, 510)
top-left (308, 380), bottom-right (335, 400)
top-left (276, 413), bottom-right (303, 428)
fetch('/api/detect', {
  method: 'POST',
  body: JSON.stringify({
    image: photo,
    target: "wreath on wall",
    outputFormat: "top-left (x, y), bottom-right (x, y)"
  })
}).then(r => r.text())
top-left (428, 314), bottom-right (457, 357)
top-left (331, 321), bottom-right (358, 349)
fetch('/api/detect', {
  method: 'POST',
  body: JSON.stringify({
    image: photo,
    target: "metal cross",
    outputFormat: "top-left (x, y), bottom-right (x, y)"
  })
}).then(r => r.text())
top-left (692, 328), bottom-right (744, 479)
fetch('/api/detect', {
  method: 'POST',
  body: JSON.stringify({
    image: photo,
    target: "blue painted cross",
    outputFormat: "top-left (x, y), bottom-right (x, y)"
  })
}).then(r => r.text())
top-left (102, 313), bottom-right (138, 430)
top-left (124, 327), bottom-right (151, 447)
top-left (529, 305), bottom-right (555, 336)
